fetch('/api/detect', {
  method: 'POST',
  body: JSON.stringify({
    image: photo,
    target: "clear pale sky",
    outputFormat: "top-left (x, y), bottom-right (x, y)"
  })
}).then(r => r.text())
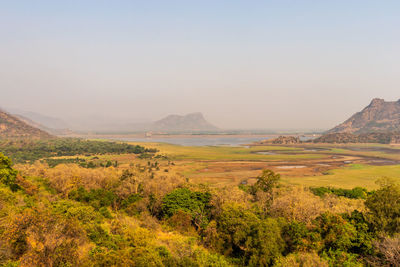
top-left (1, 1), bottom-right (399, 129)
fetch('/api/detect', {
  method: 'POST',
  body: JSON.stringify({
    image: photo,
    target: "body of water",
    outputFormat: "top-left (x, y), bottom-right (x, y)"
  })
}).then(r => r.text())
top-left (115, 136), bottom-right (273, 146)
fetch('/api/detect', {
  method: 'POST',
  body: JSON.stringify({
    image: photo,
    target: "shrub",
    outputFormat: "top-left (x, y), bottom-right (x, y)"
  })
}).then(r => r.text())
top-left (311, 186), bottom-right (368, 199)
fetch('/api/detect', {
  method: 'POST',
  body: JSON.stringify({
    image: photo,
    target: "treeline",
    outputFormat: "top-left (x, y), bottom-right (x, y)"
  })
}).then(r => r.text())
top-left (310, 186), bottom-right (370, 199)
top-left (44, 157), bottom-right (120, 168)
top-left (0, 154), bottom-right (399, 266)
top-left (0, 138), bottom-right (157, 163)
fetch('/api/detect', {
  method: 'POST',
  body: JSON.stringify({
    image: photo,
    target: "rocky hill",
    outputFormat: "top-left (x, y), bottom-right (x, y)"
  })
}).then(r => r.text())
top-left (257, 136), bottom-right (301, 145)
top-left (152, 112), bottom-right (218, 132)
top-left (313, 132), bottom-right (400, 144)
top-left (327, 98), bottom-right (400, 134)
top-left (13, 114), bottom-right (73, 136)
top-left (0, 110), bottom-right (53, 139)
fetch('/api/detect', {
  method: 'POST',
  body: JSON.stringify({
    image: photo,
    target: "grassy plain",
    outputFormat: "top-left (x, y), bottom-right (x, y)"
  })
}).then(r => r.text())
top-left (47, 140), bottom-right (400, 190)
top-left (110, 141), bottom-right (400, 190)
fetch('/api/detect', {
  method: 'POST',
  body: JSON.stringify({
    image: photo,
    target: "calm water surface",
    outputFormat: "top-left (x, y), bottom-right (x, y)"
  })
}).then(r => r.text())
top-left (115, 136), bottom-right (273, 147)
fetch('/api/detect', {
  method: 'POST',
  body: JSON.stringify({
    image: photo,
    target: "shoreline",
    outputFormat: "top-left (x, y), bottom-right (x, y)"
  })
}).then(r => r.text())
top-left (60, 133), bottom-right (319, 140)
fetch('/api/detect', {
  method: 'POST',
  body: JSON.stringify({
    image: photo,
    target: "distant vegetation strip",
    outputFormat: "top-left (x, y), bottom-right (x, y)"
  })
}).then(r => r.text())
top-left (0, 138), bottom-right (158, 163)
top-left (310, 186), bottom-right (370, 199)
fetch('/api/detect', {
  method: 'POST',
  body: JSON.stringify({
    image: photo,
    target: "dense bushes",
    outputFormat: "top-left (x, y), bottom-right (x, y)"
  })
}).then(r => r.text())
top-left (68, 186), bottom-right (118, 209)
top-left (1, 152), bottom-right (400, 266)
top-left (311, 186), bottom-right (369, 199)
top-left (212, 203), bottom-right (285, 266)
top-left (365, 178), bottom-right (400, 235)
top-left (162, 188), bottom-right (212, 228)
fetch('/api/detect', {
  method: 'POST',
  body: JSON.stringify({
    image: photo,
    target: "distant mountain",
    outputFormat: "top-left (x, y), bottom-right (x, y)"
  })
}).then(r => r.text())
top-left (0, 109), bottom-right (218, 134)
top-left (152, 112), bottom-right (218, 132)
top-left (0, 110), bottom-right (53, 139)
top-left (13, 114), bottom-right (73, 135)
top-left (5, 108), bottom-right (69, 129)
top-left (327, 98), bottom-right (400, 134)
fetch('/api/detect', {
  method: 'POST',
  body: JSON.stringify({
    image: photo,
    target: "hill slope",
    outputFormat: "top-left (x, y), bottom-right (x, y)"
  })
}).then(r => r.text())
top-left (10, 110), bottom-right (69, 129)
top-left (313, 132), bottom-right (400, 144)
top-left (0, 110), bottom-right (53, 139)
top-left (327, 98), bottom-right (400, 134)
top-left (152, 112), bottom-right (218, 132)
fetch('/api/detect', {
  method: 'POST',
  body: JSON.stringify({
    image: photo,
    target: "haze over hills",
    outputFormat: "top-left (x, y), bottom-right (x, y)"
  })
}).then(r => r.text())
top-left (1, 108), bottom-right (219, 134)
top-left (4, 107), bottom-right (72, 135)
top-left (0, 110), bottom-right (53, 139)
top-left (5, 108), bottom-right (70, 130)
top-left (65, 112), bottom-right (219, 133)
top-left (327, 98), bottom-right (400, 134)
top-left (152, 112), bottom-right (218, 132)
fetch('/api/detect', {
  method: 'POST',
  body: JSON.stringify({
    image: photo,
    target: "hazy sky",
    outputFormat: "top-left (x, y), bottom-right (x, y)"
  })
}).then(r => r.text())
top-left (1, 1), bottom-right (399, 129)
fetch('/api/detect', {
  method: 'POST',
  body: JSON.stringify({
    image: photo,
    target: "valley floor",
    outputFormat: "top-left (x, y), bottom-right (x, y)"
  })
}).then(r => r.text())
top-left (119, 141), bottom-right (400, 189)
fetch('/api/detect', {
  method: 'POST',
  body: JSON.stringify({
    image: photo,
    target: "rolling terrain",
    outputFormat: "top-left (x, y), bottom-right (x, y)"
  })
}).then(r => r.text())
top-left (0, 110), bottom-right (53, 139)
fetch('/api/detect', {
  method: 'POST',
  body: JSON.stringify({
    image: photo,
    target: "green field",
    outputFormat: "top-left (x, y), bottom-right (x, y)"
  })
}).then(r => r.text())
top-left (123, 141), bottom-right (400, 189)
top-left (284, 164), bottom-right (400, 189)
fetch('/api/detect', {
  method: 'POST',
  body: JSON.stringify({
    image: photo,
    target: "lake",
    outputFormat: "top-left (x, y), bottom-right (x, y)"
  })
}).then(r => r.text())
top-left (114, 136), bottom-right (273, 146)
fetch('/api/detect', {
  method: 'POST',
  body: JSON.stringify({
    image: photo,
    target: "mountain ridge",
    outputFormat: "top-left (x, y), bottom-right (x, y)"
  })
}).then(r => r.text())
top-left (0, 110), bottom-right (53, 139)
top-left (327, 98), bottom-right (400, 134)
top-left (152, 112), bottom-right (218, 132)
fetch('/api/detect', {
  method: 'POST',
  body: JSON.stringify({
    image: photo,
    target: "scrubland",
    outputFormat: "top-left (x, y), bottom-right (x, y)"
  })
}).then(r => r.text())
top-left (0, 139), bottom-right (399, 266)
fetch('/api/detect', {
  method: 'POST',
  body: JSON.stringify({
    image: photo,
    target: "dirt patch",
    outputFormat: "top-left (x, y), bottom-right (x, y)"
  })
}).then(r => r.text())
top-left (255, 151), bottom-right (277, 155)
top-left (276, 165), bottom-right (306, 169)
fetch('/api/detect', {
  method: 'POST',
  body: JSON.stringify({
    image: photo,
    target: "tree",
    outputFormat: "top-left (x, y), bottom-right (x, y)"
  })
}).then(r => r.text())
top-left (250, 169), bottom-right (280, 213)
top-left (161, 188), bottom-right (211, 228)
top-left (251, 169), bottom-right (280, 194)
top-left (313, 212), bottom-right (357, 252)
top-left (215, 203), bottom-right (284, 266)
top-left (365, 178), bottom-right (400, 235)
top-left (0, 153), bottom-right (18, 189)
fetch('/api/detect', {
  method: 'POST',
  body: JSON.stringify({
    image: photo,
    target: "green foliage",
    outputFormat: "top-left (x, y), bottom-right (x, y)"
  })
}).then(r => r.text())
top-left (119, 193), bottom-right (142, 209)
top-left (216, 203), bottom-right (284, 266)
top-left (86, 224), bottom-right (119, 249)
top-left (45, 157), bottom-right (86, 168)
top-left (99, 207), bottom-right (113, 219)
top-left (365, 178), bottom-right (400, 235)
top-left (52, 199), bottom-right (101, 223)
top-left (313, 213), bottom-right (358, 252)
top-left (68, 186), bottom-right (118, 210)
top-left (162, 188), bottom-right (212, 228)
top-left (0, 138), bottom-right (157, 163)
top-left (2, 141), bottom-right (400, 267)
top-left (321, 249), bottom-right (363, 267)
top-left (0, 153), bottom-right (18, 187)
top-left (250, 169), bottom-right (280, 195)
top-left (282, 221), bottom-right (321, 253)
top-left (310, 186), bottom-right (369, 199)
top-left (342, 211), bottom-right (375, 256)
